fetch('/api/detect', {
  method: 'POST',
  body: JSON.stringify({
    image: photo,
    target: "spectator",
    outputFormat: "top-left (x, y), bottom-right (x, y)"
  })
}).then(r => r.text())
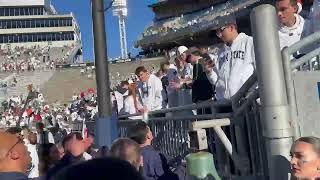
top-left (26, 132), bottom-right (39, 178)
top-left (123, 83), bottom-right (143, 117)
top-left (38, 143), bottom-right (61, 177)
top-left (276, 0), bottom-right (308, 50)
top-left (46, 132), bottom-right (85, 179)
top-left (135, 66), bottom-right (163, 113)
top-left (290, 136), bottom-right (320, 179)
top-left (176, 46), bottom-right (193, 80)
top-left (214, 19), bottom-right (255, 100)
top-left (114, 81), bottom-right (129, 114)
top-left (129, 121), bottom-right (178, 180)
top-left (36, 122), bottom-right (55, 144)
top-left (187, 47), bottom-right (214, 106)
top-left (0, 132), bottom-right (32, 180)
top-left (110, 138), bottom-right (142, 170)
top-left (51, 157), bottom-right (144, 180)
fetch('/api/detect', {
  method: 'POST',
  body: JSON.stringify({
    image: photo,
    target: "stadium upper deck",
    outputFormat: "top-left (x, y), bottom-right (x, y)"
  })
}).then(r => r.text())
top-left (136, 0), bottom-right (268, 51)
top-left (0, 0), bottom-right (82, 58)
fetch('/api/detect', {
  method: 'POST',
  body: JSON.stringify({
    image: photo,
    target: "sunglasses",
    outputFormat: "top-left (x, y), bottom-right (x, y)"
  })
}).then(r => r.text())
top-left (6, 136), bottom-right (24, 156)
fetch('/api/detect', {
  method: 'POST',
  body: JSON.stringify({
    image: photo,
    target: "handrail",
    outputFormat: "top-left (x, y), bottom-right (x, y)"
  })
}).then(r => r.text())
top-left (286, 31), bottom-right (320, 55)
top-left (290, 47), bottom-right (320, 70)
top-left (118, 99), bottom-right (232, 119)
top-left (231, 72), bottom-right (257, 105)
top-left (119, 113), bottom-right (232, 124)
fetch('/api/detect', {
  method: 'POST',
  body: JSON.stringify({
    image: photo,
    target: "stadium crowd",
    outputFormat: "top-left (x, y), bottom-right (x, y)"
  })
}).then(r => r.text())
top-left (0, 44), bottom-right (75, 73)
top-left (0, 0), bottom-right (320, 180)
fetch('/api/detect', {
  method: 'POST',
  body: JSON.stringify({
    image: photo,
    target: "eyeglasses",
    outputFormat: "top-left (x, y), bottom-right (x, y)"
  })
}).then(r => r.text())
top-left (6, 136), bottom-right (24, 156)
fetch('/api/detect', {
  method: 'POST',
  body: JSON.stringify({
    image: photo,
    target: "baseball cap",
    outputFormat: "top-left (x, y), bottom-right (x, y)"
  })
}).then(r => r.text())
top-left (177, 46), bottom-right (188, 56)
top-left (214, 17), bottom-right (237, 30)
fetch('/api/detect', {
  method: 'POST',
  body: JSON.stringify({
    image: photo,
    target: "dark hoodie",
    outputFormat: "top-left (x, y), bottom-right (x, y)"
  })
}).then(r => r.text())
top-left (45, 152), bottom-right (84, 180)
top-left (0, 172), bottom-right (28, 180)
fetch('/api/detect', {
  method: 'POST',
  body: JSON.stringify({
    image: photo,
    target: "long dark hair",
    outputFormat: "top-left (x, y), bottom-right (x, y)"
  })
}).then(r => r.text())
top-left (38, 143), bottom-right (56, 175)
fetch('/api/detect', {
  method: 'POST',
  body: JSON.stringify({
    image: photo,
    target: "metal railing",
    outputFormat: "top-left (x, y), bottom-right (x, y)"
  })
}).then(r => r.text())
top-left (117, 71), bottom-right (268, 178)
top-left (281, 31), bottom-right (320, 139)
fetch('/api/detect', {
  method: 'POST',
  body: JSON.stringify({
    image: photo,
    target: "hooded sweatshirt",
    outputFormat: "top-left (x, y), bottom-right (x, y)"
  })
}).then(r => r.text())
top-left (216, 33), bottom-right (255, 100)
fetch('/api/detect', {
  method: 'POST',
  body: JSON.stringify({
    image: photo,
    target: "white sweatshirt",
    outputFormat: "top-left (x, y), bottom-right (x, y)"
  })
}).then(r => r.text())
top-left (279, 14), bottom-right (306, 50)
top-left (137, 74), bottom-right (163, 111)
top-left (216, 33), bottom-right (255, 100)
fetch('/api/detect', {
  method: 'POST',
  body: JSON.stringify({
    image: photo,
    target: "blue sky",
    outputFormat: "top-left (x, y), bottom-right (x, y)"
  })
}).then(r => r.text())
top-left (52, 0), bottom-right (154, 61)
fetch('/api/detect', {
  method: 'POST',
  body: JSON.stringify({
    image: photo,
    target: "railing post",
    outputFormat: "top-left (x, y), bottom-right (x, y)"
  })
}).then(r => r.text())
top-left (251, 4), bottom-right (294, 180)
top-left (281, 47), bottom-right (300, 139)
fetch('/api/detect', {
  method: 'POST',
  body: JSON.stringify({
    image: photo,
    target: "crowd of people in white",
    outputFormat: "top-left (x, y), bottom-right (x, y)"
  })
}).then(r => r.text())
top-left (0, 44), bottom-right (74, 73)
top-left (0, 86), bottom-right (98, 135)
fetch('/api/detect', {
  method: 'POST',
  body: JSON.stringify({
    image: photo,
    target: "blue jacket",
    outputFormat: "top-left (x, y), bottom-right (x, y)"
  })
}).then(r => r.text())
top-left (0, 172), bottom-right (29, 180)
top-left (141, 145), bottom-right (179, 180)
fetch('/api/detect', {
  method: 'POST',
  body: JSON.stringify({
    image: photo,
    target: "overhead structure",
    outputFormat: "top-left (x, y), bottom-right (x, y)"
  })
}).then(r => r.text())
top-left (112, 0), bottom-right (128, 60)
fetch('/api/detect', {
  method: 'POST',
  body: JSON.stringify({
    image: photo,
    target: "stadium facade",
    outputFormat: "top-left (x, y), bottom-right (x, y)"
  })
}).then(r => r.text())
top-left (0, 0), bottom-right (82, 63)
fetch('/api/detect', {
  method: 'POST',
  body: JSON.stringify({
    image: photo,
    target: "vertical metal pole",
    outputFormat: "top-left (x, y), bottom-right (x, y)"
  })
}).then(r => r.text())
top-left (251, 5), bottom-right (294, 180)
top-left (91, 0), bottom-right (116, 147)
top-left (282, 47), bottom-right (300, 139)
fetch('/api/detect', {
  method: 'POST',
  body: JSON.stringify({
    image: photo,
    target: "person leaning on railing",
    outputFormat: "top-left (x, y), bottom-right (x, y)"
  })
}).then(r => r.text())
top-left (135, 66), bottom-right (164, 117)
top-left (290, 136), bottom-right (320, 180)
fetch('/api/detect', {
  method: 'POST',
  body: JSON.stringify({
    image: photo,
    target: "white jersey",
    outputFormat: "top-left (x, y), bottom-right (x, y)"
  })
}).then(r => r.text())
top-left (216, 33), bottom-right (255, 100)
top-left (279, 14), bottom-right (306, 50)
top-left (137, 74), bottom-right (163, 111)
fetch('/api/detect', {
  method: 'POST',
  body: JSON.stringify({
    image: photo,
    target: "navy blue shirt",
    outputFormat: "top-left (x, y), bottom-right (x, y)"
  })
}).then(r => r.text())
top-left (141, 145), bottom-right (165, 180)
top-left (0, 172), bottom-right (28, 180)
top-left (141, 145), bottom-right (180, 180)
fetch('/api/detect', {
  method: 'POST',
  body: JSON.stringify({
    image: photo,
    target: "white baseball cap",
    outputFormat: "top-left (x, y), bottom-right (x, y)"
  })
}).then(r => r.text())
top-left (177, 46), bottom-right (188, 56)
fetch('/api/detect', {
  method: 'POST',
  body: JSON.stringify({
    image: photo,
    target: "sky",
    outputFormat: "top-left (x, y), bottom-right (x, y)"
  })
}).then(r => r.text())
top-left (52, 0), bottom-right (154, 61)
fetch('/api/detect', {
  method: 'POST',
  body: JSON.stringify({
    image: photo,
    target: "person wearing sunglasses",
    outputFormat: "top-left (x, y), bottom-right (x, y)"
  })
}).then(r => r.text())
top-left (290, 136), bottom-right (320, 180)
top-left (0, 131), bottom-right (32, 180)
top-left (214, 18), bottom-right (255, 101)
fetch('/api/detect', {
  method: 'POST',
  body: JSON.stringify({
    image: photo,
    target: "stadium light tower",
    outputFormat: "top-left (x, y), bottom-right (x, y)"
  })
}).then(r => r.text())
top-left (112, 0), bottom-right (128, 60)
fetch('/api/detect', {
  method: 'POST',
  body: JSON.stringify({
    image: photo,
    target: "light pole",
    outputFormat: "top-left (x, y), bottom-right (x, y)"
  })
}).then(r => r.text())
top-left (91, 0), bottom-right (117, 147)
